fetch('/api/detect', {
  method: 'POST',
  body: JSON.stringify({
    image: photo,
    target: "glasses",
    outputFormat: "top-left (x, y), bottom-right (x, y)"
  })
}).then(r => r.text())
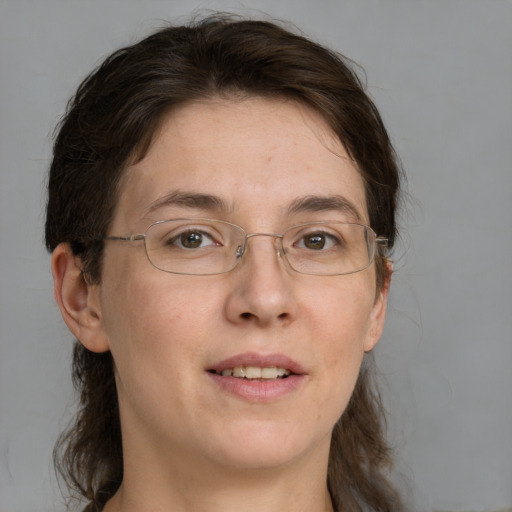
top-left (104, 218), bottom-right (388, 276)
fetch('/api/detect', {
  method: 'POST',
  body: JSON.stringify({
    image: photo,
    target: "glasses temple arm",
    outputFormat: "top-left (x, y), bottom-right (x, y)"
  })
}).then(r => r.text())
top-left (104, 234), bottom-right (146, 242)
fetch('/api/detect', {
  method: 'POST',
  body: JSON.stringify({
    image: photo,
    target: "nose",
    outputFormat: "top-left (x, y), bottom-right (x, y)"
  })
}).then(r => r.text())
top-left (223, 234), bottom-right (298, 327)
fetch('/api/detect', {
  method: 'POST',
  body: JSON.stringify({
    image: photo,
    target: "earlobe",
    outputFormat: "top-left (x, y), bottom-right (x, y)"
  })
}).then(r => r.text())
top-left (51, 243), bottom-right (110, 353)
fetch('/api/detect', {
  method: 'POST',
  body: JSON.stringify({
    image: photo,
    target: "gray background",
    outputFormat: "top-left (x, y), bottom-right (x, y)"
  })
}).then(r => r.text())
top-left (1, 1), bottom-right (511, 511)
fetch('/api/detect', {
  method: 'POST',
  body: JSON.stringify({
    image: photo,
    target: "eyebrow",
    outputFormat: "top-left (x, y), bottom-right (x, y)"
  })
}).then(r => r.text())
top-left (287, 194), bottom-right (363, 222)
top-left (143, 190), bottom-right (362, 222)
top-left (143, 190), bottom-right (233, 218)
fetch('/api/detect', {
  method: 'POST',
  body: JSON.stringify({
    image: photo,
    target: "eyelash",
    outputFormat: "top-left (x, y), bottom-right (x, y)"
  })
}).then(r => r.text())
top-left (166, 229), bottom-right (220, 249)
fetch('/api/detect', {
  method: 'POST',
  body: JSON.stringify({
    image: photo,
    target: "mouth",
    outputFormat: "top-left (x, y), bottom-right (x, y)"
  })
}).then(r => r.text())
top-left (209, 366), bottom-right (291, 380)
top-left (206, 352), bottom-right (306, 401)
top-left (207, 352), bottom-right (305, 379)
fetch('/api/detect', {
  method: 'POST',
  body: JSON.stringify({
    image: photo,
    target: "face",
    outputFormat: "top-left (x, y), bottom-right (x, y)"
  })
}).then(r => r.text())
top-left (88, 97), bottom-right (388, 475)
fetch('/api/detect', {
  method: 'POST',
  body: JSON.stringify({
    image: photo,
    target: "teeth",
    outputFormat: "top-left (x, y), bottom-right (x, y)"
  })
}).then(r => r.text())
top-left (232, 367), bottom-right (246, 378)
top-left (217, 366), bottom-right (291, 379)
top-left (245, 366), bottom-right (261, 379)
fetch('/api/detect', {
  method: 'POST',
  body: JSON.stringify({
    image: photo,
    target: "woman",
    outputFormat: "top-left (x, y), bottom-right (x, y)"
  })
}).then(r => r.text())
top-left (46, 14), bottom-right (404, 512)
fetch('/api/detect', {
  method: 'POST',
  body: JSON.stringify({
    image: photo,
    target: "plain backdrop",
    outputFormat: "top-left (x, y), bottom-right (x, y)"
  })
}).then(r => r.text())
top-left (1, 1), bottom-right (511, 511)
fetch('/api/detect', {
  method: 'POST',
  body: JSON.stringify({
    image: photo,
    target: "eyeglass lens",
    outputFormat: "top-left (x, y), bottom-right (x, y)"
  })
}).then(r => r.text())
top-left (143, 219), bottom-right (376, 276)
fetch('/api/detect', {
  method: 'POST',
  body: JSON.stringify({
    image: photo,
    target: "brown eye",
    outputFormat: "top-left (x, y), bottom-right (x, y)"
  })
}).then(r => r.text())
top-left (303, 234), bottom-right (326, 250)
top-left (296, 231), bottom-right (341, 251)
top-left (165, 229), bottom-right (218, 250)
top-left (180, 231), bottom-right (203, 248)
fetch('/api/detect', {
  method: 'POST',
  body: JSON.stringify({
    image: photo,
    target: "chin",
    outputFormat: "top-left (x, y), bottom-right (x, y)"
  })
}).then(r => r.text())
top-left (204, 419), bottom-right (332, 472)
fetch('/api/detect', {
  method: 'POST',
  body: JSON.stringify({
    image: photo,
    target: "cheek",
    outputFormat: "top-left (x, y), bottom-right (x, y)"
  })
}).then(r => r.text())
top-left (103, 274), bottom-right (217, 354)
top-left (304, 277), bottom-right (376, 414)
top-left (99, 272), bottom-right (221, 425)
top-left (306, 275), bottom-right (376, 349)
top-left (98, 248), bottom-right (216, 379)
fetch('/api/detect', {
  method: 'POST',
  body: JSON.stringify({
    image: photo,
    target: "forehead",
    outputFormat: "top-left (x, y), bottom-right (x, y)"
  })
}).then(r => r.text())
top-left (114, 97), bottom-right (368, 229)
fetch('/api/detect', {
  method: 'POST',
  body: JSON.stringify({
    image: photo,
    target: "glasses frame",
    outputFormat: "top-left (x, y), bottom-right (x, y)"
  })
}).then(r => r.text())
top-left (104, 218), bottom-right (389, 276)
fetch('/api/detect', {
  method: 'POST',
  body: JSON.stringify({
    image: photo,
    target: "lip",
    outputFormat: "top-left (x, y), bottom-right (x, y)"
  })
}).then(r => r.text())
top-left (207, 352), bottom-right (306, 375)
top-left (206, 352), bottom-right (307, 402)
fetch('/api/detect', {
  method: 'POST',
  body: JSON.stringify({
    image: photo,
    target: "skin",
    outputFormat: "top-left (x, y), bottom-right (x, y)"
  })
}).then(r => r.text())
top-left (52, 97), bottom-right (389, 512)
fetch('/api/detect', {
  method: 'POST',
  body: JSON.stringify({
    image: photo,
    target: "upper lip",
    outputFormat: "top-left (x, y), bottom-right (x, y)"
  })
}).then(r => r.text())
top-left (208, 352), bottom-right (306, 375)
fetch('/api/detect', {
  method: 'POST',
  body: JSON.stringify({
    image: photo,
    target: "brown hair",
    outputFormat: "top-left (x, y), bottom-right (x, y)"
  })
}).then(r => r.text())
top-left (46, 14), bottom-right (403, 511)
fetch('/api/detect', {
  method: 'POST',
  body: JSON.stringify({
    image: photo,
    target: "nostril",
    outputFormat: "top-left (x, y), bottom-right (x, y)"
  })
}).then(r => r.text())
top-left (241, 312), bottom-right (252, 319)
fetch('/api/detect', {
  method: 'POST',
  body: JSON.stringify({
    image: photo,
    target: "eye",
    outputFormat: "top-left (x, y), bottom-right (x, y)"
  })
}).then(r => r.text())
top-left (295, 231), bottom-right (340, 251)
top-left (168, 229), bottom-right (220, 249)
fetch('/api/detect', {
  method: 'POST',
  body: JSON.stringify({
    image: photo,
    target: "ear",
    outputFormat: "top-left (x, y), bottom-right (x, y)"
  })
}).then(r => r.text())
top-left (51, 243), bottom-right (110, 353)
top-left (363, 260), bottom-right (392, 352)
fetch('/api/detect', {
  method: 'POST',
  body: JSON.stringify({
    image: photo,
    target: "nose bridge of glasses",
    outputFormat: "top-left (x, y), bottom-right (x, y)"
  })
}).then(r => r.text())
top-left (238, 232), bottom-right (284, 259)
top-left (245, 232), bottom-right (284, 241)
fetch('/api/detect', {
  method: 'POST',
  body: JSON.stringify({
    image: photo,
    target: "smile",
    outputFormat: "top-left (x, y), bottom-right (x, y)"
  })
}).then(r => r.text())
top-left (207, 352), bottom-right (306, 401)
top-left (211, 366), bottom-right (291, 379)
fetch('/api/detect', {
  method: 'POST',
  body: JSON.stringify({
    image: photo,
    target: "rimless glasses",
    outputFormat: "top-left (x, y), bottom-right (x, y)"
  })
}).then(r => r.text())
top-left (104, 218), bottom-right (388, 276)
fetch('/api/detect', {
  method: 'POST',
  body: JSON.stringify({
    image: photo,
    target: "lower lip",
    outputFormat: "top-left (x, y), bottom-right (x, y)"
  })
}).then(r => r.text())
top-left (207, 372), bottom-right (306, 402)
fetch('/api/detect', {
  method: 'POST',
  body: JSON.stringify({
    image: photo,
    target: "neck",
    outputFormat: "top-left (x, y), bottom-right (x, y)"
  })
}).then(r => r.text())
top-left (104, 436), bottom-right (334, 512)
